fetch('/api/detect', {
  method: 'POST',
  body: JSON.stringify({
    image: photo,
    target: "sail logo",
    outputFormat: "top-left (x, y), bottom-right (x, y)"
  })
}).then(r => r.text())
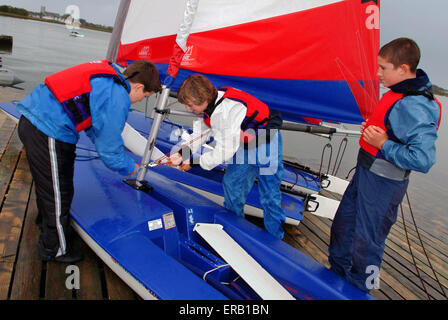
top-left (181, 45), bottom-right (196, 66)
top-left (364, 3), bottom-right (379, 30)
top-left (138, 46), bottom-right (151, 59)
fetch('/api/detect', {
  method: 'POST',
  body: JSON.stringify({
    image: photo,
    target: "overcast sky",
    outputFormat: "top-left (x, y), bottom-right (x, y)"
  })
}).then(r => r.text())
top-left (2, 0), bottom-right (447, 87)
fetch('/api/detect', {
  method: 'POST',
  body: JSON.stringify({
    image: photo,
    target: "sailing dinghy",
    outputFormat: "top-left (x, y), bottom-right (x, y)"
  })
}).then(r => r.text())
top-left (1, 0), bottom-right (381, 299)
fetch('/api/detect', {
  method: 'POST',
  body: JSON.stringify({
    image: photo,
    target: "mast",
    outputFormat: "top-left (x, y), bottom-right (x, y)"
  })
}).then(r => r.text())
top-left (106, 0), bottom-right (131, 62)
top-left (134, 0), bottom-right (199, 188)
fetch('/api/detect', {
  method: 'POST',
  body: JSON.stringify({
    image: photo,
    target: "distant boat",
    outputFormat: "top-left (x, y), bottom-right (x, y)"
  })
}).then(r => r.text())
top-left (69, 30), bottom-right (85, 38)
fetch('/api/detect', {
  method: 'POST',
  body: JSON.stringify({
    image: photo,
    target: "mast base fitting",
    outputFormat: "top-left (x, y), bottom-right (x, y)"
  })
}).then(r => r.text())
top-left (123, 179), bottom-right (153, 193)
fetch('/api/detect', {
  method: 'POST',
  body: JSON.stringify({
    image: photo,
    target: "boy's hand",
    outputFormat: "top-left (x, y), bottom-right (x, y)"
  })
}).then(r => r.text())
top-left (179, 159), bottom-right (192, 171)
top-left (363, 125), bottom-right (388, 150)
top-left (167, 153), bottom-right (183, 166)
top-left (126, 163), bottom-right (139, 176)
top-left (360, 121), bottom-right (367, 133)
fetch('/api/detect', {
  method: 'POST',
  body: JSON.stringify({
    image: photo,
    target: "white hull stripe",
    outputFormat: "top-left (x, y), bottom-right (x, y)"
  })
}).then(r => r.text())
top-left (49, 137), bottom-right (66, 257)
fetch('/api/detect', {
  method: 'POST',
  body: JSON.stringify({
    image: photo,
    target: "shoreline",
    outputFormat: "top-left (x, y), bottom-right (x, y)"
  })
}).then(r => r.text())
top-left (0, 12), bottom-right (112, 33)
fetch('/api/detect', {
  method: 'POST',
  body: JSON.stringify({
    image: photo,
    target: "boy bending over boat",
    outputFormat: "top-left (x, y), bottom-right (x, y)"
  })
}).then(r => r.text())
top-left (329, 38), bottom-right (442, 292)
top-left (17, 60), bottom-right (162, 263)
top-left (167, 74), bottom-right (286, 239)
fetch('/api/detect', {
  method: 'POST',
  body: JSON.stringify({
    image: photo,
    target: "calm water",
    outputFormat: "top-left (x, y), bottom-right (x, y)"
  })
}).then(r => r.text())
top-left (1, 16), bottom-right (447, 242)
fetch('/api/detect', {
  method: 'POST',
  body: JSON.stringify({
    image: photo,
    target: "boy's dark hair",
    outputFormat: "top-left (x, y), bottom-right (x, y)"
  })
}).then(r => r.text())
top-left (123, 60), bottom-right (162, 93)
top-left (177, 74), bottom-right (217, 105)
top-left (379, 38), bottom-right (420, 73)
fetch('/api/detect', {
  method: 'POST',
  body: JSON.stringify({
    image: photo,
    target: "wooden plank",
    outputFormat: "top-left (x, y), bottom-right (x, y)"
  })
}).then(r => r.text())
top-left (0, 113), bottom-right (9, 156)
top-left (44, 261), bottom-right (75, 300)
top-left (385, 230), bottom-right (448, 287)
top-left (295, 224), bottom-right (330, 267)
top-left (104, 265), bottom-right (136, 300)
top-left (284, 224), bottom-right (330, 268)
top-left (0, 151), bottom-right (33, 299)
top-left (0, 112), bottom-right (15, 154)
top-left (382, 243), bottom-right (447, 300)
top-left (0, 122), bottom-right (22, 204)
top-left (74, 232), bottom-right (104, 300)
top-left (387, 235), bottom-right (447, 286)
top-left (9, 184), bottom-right (43, 300)
top-left (393, 218), bottom-right (448, 265)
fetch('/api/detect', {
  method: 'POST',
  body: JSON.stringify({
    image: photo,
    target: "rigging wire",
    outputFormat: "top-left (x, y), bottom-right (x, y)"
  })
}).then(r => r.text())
top-left (400, 192), bottom-right (448, 300)
top-left (140, 129), bottom-right (212, 168)
top-left (331, 137), bottom-right (348, 176)
top-left (318, 143), bottom-right (332, 178)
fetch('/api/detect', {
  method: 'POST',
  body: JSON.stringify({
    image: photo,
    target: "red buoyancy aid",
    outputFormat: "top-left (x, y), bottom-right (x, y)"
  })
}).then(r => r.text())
top-left (203, 87), bottom-right (270, 143)
top-left (359, 90), bottom-right (442, 157)
top-left (45, 60), bottom-right (126, 132)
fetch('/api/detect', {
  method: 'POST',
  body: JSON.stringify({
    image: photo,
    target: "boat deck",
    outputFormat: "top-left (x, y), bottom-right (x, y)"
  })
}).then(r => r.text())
top-left (1, 89), bottom-right (447, 300)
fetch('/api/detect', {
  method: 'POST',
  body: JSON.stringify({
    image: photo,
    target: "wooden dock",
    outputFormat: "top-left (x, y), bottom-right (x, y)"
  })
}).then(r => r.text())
top-left (0, 93), bottom-right (447, 300)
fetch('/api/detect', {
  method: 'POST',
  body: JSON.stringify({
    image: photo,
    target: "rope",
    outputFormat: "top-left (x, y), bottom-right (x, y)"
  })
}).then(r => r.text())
top-left (203, 264), bottom-right (230, 281)
top-left (332, 137), bottom-right (348, 176)
top-left (400, 192), bottom-right (448, 300)
top-left (286, 167), bottom-right (320, 191)
top-left (400, 202), bottom-right (430, 299)
top-left (318, 143), bottom-right (332, 177)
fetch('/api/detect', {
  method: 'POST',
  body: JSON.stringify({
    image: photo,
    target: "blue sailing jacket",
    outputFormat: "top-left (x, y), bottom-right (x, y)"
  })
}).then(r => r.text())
top-left (16, 66), bottom-right (135, 175)
top-left (381, 69), bottom-right (440, 173)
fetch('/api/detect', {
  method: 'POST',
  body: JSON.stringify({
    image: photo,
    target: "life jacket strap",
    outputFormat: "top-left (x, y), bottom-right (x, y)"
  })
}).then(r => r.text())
top-left (358, 148), bottom-right (410, 181)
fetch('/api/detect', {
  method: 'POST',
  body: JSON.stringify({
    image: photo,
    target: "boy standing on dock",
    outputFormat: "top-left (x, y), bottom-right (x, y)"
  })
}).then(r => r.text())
top-left (329, 38), bottom-right (442, 292)
top-left (17, 60), bottom-right (162, 263)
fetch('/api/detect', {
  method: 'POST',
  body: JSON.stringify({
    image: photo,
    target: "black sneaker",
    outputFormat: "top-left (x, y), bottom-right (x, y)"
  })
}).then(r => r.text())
top-left (39, 251), bottom-right (84, 263)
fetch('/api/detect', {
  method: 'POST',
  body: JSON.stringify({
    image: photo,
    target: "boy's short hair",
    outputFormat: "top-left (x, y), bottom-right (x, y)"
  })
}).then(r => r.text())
top-left (177, 74), bottom-right (217, 105)
top-left (379, 38), bottom-right (420, 73)
top-left (124, 60), bottom-right (162, 93)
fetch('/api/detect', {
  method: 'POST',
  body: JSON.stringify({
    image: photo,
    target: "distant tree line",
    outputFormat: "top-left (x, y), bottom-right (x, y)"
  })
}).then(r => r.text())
top-left (79, 18), bottom-right (113, 32)
top-left (0, 5), bottom-right (29, 16)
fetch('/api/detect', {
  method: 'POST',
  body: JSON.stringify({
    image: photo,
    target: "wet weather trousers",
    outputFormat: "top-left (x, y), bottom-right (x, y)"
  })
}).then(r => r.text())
top-left (222, 131), bottom-right (285, 239)
top-left (328, 163), bottom-right (409, 292)
top-left (18, 116), bottom-right (76, 258)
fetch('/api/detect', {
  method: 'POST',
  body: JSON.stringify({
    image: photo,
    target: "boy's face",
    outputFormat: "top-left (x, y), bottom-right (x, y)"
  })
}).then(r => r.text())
top-left (184, 99), bottom-right (208, 116)
top-left (377, 55), bottom-right (410, 88)
top-left (129, 83), bottom-right (153, 103)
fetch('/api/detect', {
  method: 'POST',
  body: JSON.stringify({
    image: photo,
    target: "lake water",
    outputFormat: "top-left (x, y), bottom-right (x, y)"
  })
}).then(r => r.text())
top-left (1, 16), bottom-right (447, 243)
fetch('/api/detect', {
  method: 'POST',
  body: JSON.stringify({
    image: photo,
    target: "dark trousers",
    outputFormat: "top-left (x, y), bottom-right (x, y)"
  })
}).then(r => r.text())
top-left (18, 116), bottom-right (76, 258)
top-left (328, 164), bottom-right (409, 292)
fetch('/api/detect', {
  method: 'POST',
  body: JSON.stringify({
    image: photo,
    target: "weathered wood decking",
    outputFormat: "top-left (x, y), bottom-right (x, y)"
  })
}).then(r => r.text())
top-left (0, 94), bottom-right (447, 300)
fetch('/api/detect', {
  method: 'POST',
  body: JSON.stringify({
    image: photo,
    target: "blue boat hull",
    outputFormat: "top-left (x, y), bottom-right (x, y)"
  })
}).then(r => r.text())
top-left (0, 102), bottom-right (373, 299)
